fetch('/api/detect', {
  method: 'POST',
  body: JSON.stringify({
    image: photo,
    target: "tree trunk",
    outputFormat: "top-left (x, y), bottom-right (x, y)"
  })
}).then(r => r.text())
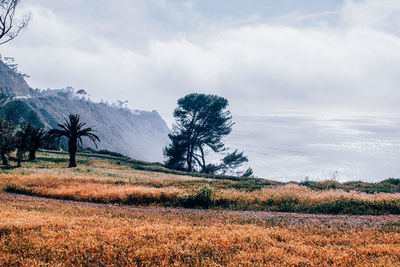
top-left (186, 113), bottom-right (197, 172)
top-left (199, 145), bottom-right (206, 172)
top-left (187, 141), bottom-right (196, 172)
top-left (1, 153), bottom-right (8, 166)
top-left (68, 138), bottom-right (77, 168)
top-left (29, 150), bottom-right (36, 161)
top-left (16, 150), bottom-right (23, 167)
top-left (186, 142), bottom-right (193, 172)
top-left (187, 152), bottom-right (192, 172)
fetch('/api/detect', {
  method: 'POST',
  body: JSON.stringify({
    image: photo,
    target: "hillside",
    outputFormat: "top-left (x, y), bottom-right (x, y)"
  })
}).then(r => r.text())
top-left (2, 150), bottom-right (399, 215)
top-left (0, 59), bottom-right (170, 162)
top-left (0, 59), bottom-right (33, 96)
top-left (0, 151), bottom-right (399, 265)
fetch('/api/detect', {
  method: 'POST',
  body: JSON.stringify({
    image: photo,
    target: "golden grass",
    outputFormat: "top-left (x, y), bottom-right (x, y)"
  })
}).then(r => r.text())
top-left (1, 194), bottom-right (399, 266)
top-left (3, 175), bottom-right (400, 214)
top-left (1, 152), bottom-right (399, 265)
top-left (3, 151), bottom-right (215, 189)
top-left (219, 184), bottom-right (400, 204)
top-left (1, 151), bottom-right (399, 214)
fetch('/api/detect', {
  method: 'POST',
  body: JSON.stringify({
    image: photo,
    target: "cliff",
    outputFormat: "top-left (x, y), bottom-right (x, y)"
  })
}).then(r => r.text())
top-left (0, 59), bottom-right (170, 162)
top-left (0, 59), bottom-right (33, 96)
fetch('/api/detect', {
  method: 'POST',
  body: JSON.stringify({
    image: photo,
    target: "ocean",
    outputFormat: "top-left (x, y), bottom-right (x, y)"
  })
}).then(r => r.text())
top-left (226, 114), bottom-right (400, 182)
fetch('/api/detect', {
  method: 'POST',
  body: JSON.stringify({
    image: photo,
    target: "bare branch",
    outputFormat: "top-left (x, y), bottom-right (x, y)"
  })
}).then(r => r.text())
top-left (0, 0), bottom-right (30, 45)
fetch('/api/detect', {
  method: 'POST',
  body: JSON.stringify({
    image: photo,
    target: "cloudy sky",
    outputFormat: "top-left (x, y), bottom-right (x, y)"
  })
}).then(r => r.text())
top-left (2, 0), bottom-right (400, 181)
top-left (2, 0), bottom-right (400, 123)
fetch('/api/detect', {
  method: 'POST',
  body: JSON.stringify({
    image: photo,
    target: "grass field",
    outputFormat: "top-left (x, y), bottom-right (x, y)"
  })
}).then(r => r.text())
top-left (1, 151), bottom-right (399, 215)
top-left (1, 193), bottom-right (399, 266)
top-left (0, 151), bottom-right (399, 266)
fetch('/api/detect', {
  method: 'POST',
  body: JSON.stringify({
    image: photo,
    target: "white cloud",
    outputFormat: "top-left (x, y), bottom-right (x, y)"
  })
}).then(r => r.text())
top-left (2, 0), bottom-right (400, 124)
top-left (342, 0), bottom-right (400, 35)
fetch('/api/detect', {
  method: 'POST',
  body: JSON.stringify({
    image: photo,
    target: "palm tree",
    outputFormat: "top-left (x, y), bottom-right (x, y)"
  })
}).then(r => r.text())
top-left (48, 114), bottom-right (100, 167)
top-left (27, 125), bottom-right (45, 160)
top-left (15, 125), bottom-right (30, 167)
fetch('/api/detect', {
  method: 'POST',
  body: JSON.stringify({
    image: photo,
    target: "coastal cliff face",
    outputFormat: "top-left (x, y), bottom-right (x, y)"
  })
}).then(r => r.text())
top-left (0, 60), bottom-right (170, 162)
top-left (0, 59), bottom-right (33, 96)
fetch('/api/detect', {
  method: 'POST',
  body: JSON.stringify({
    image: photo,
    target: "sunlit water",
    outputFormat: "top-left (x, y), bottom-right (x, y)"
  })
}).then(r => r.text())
top-left (226, 115), bottom-right (400, 182)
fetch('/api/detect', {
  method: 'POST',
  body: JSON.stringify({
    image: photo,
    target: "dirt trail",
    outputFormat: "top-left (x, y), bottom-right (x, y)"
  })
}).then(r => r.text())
top-left (1, 192), bottom-right (399, 228)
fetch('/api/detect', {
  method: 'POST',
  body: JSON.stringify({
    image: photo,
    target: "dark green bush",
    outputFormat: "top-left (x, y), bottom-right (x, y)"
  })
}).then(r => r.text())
top-left (5, 184), bottom-right (17, 193)
top-left (181, 186), bottom-right (215, 209)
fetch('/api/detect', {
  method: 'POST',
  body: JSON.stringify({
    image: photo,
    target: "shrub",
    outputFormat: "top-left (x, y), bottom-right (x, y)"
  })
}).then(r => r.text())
top-left (181, 186), bottom-right (215, 209)
top-left (5, 184), bottom-right (17, 193)
top-left (382, 178), bottom-right (400, 186)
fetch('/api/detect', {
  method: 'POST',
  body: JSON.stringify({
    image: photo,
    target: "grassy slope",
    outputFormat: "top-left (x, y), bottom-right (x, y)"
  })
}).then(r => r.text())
top-left (1, 193), bottom-right (399, 266)
top-left (1, 151), bottom-right (399, 266)
top-left (1, 150), bottom-right (399, 215)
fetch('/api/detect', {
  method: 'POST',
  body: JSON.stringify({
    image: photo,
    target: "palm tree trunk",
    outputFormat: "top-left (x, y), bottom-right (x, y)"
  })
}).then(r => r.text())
top-left (68, 138), bottom-right (77, 168)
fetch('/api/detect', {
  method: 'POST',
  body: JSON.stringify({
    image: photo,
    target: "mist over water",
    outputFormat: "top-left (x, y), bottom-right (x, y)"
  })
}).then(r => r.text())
top-left (226, 114), bottom-right (400, 182)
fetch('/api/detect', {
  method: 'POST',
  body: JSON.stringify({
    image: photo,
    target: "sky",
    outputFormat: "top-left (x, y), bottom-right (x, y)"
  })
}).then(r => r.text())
top-left (2, 0), bottom-right (400, 123)
top-left (1, 0), bottom-right (400, 181)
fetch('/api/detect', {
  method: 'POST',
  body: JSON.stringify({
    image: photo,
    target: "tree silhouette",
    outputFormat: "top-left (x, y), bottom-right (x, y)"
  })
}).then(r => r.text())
top-left (164, 93), bottom-right (233, 172)
top-left (0, 0), bottom-right (30, 45)
top-left (165, 93), bottom-right (253, 176)
top-left (15, 123), bottom-right (29, 167)
top-left (0, 117), bottom-right (14, 165)
top-left (164, 93), bottom-right (253, 177)
top-left (48, 114), bottom-right (100, 167)
top-left (220, 149), bottom-right (251, 176)
top-left (26, 124), bottom-right (44, 160)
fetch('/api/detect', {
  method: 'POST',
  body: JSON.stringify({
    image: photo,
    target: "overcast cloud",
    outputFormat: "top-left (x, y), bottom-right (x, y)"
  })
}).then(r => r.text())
top-left (1, 0), bottom-right (399, 125)
top-left (2, 0), bottom-right (400, 181)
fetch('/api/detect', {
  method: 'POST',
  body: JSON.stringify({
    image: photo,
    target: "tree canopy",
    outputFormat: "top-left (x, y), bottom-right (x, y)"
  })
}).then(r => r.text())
top-left (48, 114), bottom-right (100, 168)
top-left (164, 93), bottom-right (252, 176)
top-left (0, 117), bottom-right (14, 165)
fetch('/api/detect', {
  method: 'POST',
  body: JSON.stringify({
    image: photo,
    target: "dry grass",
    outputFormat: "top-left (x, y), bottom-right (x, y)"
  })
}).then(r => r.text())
top-left (6, 152), bottom-right (212, 185)
top-left (1, 152), bottom-right (400, 265)
top-left (1, 193), bottom-right (399, 266)
top-left (1, 151), bottom-right (399, 215)
top-left (216, 184), bottom-right (400, 213)
top-left (3, 176), bottom-right (400, 214)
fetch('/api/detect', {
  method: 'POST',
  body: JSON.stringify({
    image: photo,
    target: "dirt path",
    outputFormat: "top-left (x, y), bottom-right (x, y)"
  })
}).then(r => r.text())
top-left (1, 192), bottom-right (399, 228)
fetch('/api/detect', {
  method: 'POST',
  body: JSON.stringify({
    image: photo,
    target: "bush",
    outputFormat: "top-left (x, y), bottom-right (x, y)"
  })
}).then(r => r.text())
top-left (231, 180), bottom-right (265, 192)
top-left (5, 184), bottom-right (17, 193)
top-left (381, 178), bottom-right (400, 186)
top-left (181, 186), bottom-right (215, 209)
top-left (82, 148), bottom-right (126, 158)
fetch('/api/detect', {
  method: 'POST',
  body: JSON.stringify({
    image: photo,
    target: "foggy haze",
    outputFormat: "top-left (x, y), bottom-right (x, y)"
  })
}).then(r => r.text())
top-left (2, 0), bottom-right (399, 181)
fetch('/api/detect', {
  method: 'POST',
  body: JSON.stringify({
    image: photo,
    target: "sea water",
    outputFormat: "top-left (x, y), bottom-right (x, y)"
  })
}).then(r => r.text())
top-left (226, 114), bottom-right (400, 182)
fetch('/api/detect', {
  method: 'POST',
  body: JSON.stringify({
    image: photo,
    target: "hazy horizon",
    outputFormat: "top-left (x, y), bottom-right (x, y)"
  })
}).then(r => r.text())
top-left (1, 0), bottom-right (399, 181)
top-left (228, 113), bottom-right (400, 182)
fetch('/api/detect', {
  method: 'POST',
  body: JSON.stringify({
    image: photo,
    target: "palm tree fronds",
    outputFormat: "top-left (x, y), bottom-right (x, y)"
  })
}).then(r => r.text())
top-left (49, 114), bottom-right (101, 150)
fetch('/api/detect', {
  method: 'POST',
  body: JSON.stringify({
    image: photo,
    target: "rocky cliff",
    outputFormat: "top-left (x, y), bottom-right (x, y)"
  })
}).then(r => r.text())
top-left (0, 59), bottom-right (33, 96)
top-left (0, 59), bottom-right (170, 162)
